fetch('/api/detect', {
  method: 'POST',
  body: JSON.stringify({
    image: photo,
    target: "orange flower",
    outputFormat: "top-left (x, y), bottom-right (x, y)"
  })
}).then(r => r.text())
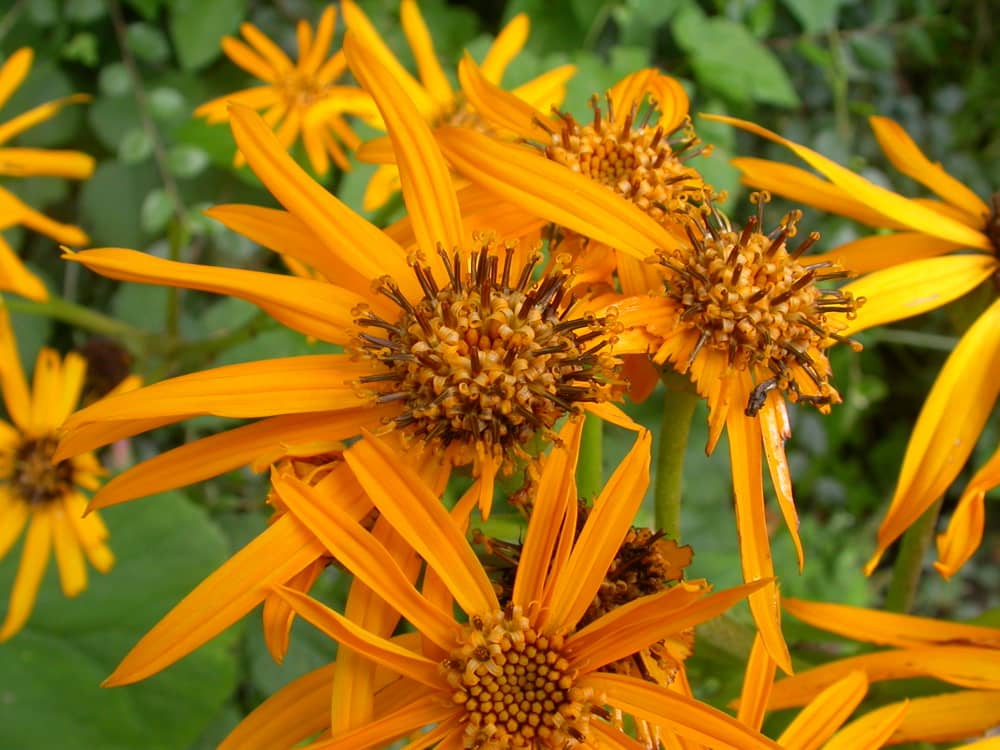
top-left (0, 304), bottom-right (113, 640)
top-left (195, 5), bottom-right (367, 175)
top-left (219, 425), bottom-right (780, 749)
top-left (56, 36), bottom-right (662, 519)
top-left (709, 113), bottom-right (999, 578)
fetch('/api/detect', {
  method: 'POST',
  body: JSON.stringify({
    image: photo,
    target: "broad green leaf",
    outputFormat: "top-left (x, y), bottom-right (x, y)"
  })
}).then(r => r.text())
top-left (168, 0), bottom-right (246, 71)
top-left (672, 8), bottom-right (800, 107)
top-left (79, 160), bottom-right (160, 248)
top-left (0, 492), bottom-right (237, 750)
top-left (119, 128), bottom-right (154, 164)
top-left (127, 23), bottom-right (171, 65)
top-left (781, 0), bottom-right (844, 34)
top-left (99, 64), bottom-right (132, 97)
top-left (167, 144), bottom-right (209, 178)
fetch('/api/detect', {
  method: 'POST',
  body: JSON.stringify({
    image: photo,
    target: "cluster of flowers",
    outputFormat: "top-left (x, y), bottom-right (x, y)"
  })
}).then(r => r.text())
top-left (1, 2), bottom-right (998, 748)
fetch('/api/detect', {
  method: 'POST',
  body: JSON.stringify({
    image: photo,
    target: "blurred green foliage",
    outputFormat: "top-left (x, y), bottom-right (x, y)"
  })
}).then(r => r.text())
top-left (0, 0), bottom-right (997, 747)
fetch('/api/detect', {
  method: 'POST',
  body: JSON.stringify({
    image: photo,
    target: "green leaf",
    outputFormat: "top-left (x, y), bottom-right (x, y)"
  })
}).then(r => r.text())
top-left (125, 0), bottom-right (162, 21)
top-left (119, 128), bottom-right (154, 164)
top-left (148, 87), bottom-right (187, 122)
top-left (140, 188), bottom-right (176, 235)
top-left (168, 144), bottom-right (209, 178)
top-left (0, 492), bottom-right (237, 750)
top-left (168, 0), bottom-right (246, 71)
top-left (98, 64), bottom-right (132, 97)
top-left (127, 23), bottom-right (171, 65)
top-left (672, 8), bottom-right (800, 107)
top-left (61, 32), bottom-right (100, 67)
top-left (79, 160), bottom-right (160, 248)
top-left (64, 0), bottom-right (105, 23)
top-left (849, 35), bottom-right (896, 72)
top-left (781, 0), bottom-right (844, 34)
top-left (88, 95), bottom-right (143, 151)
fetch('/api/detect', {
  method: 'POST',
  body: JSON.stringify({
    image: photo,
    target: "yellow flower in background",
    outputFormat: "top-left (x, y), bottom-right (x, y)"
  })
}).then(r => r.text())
top-left (710, 114), bottom-right (1000, 579)
top-left (0, 305), bottom-right (113, 641)
top-left (735, 599), bottom-right (1000, 748)
top-left (224, 426), bottom-right (780, 750)
top-left (0, 47), bottom-right (94, 301)
top-left (324, 0), bottom-right (577, 211)
top-left (195, 5), bottom-right (368, 175)
top-left (54, 34), bottom-right (663, 519)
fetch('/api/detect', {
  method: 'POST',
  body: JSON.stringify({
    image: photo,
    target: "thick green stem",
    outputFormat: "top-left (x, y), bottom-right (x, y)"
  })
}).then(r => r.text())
top-left (654, 372), bottom-right (699, 540)
top-left (884, 498), bottom-right (944, 613)
top-left (5, 296), bottom-right (148, 342)
top-left (577, 412), bottom-right (604, 500)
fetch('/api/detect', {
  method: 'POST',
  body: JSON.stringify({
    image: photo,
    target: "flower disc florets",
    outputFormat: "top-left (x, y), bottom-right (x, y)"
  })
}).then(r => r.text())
top-left (654, 194), bottom-right (862, 414)
top-left (9, 435), bottom-right (76, 506)
top-left (443, 605), bottom-right (595, 749)
top-left (540, 94), bottom-right (707, 224)
top-left (353, 239), bottom-right (624, 467)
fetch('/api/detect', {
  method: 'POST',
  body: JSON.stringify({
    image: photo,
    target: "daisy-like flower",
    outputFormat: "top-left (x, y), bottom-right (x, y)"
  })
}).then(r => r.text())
top-left (195, 5), bottom-right (367, 175)
top-left (735, 599), bottom-right (1000, 748)
top-left (0, 47), bottom-right (94, 300)
top-left (55, 37), bottom-right (669, 517)
top-left (709, 114), bottom-right (1000, 578)
top-left (321, 0), bottom-right (577, 212)
top-left (0, 305), bottom-right (113, 640)
top-left (222, 424), bottom-right (779, 749)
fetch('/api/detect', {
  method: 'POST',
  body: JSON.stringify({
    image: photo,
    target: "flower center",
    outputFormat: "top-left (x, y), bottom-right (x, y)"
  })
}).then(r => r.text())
top-left (540, 94), bottom-right (707, 224)
top-left (10, 435), bottom-right (75, 505)
top-left (279, 71), bottom-right (328, 108)
top-left (353, 239), bottom-right (624, 467)
top-left (444, 606), bottom-right (594, 749)
top-left (654, 194), bottom-right (862, 414)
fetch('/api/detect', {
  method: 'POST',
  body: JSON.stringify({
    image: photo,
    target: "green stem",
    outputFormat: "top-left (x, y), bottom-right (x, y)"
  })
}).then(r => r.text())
top-left (653, 372), bottom-right (699, 540)
top-left (5, 296), bottom-right (148, 342)
top-left (577, 412), bottom-right (604, 500)
top-left (884, 498), bottom-right (944, 613)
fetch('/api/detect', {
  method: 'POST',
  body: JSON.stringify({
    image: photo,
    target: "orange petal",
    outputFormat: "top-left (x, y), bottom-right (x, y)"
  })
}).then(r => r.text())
top-left (609, 69), bottom-right (690, 134)
top-left (513, 417), bottom-right (583, 610)
top-left (545, 429), bottom-right (652, 631)
top-left (759, 394), bottom-right (804, 571)
top-left (0, 510), bottom-right (52, 641)
top-left (51, 505), bottom-right (87, 597)
top-left (705, 115), bottom-right (991, 251)
top-left (869, 116), bottom-right (989, 219)
top-left (272, 472), bottom-right (457, 650)
top-left (480, 13), bottom-right (529, 83)
top-left (302, 694), bottom-right (456, 750)
top-left (730, 157), bottom-right (906, 230)
top-left (272, 585), bottom-right (442, 688)
top-left (204, 204), bottom-right (371, 296)
top-left (0, 93), bottom-right (92, 147)
top-left (783, 597), bottom-right (1000, 648)
top-left (569, 579), bottom-right (767, 673)
top-left (0, 234), bottom-right (47, 300)
top-left (0, 48), bottom-right (33, 111)
top-left (866, 298), bottom-right (1000, 573)
top-left (66, 248), bottom-right (364, 344)
top-left (737, 634), bottom-right (777, 732)
top-left (820, 700), bottom-right (909, 750)
top-left (874, 690), bottom-right (1000, 746)
top-left (458, 52), bottom-right (544, 138)
top-left (344, 34), bottom-right (464, 256)
top-left (263, 558), bottom-right (326, 663)
top-left (767, 646), bottom-right (1000, 710)
top-left (838, 254), bottom-right (996, 337)
top-left (727, 382), bottom-right (792, 673)
top-left (0, 303), bottom-right (31, 429)
top-left (340, 0), bottom-right (435, 118)
top-left (438, 126), bottom-right (679, 260)
top-left (399, 0), bottom-right (452, 106)
top-left (344, 432), bottom-right (498, 616)
top-left (227, 104), bottom-right (417, 296)
top-left (583, 672), bottom-right (782, 750)
top-left (89, 408), bottom-right (391, 511)
top-left (813, 231), bottom-right (962, 275)
top-left (935, 443), bottom-right (1000, 579)
top-left (219, 662), bottom-right (336, 750)
top-left (104, 513), bottom-right (326, 685)
top-left (776, 671), bottom-right (868, 750)
top-left (0, 147), bottom-right (94, 179)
